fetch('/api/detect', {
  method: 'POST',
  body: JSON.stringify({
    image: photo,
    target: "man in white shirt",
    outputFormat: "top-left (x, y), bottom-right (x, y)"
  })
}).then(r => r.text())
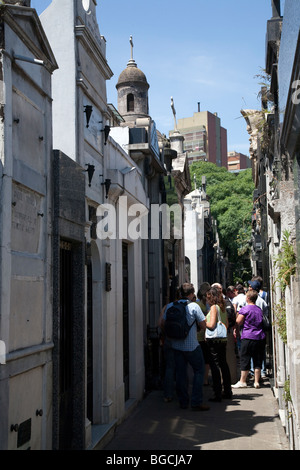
top-left (232, 284), bottom-right (246, 313)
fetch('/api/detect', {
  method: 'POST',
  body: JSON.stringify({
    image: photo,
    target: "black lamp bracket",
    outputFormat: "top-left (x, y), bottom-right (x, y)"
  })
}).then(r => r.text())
top-left (84, 105), bottom-right (93, 128)
top-left (84, 163), bottom-right (95, 187)
top-left (100, 125), bottom-right (111, 145)
top-left (100, 175), bottom-right (111, 199)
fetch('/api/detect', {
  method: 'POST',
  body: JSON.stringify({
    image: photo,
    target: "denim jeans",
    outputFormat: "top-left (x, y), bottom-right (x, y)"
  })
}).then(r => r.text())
top-left (173, 345), bottom-right (205, 407)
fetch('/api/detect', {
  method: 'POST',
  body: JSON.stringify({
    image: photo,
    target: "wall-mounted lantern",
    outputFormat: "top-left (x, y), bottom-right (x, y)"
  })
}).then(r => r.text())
top-left (84, 163), bottom-right (95, 187)
top-left (101, 178), bottom-right (111, 199)
top-left (101, 125), bottom-right (111, 145)
top-left (84, 105), bottom-right (93, 128)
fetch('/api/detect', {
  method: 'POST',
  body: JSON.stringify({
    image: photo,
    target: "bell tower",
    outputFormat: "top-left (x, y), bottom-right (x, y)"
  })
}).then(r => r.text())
top-left (116, 36), bottom-right (150, 126)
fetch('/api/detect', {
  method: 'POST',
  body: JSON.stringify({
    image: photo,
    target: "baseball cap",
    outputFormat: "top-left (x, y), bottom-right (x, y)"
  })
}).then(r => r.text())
top-left (248, 280), bottom-right (261, 291)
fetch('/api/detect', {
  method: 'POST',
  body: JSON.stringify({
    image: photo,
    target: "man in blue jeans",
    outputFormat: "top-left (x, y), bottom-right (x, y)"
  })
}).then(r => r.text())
top-left (163, 283), bottom-right (210, 411)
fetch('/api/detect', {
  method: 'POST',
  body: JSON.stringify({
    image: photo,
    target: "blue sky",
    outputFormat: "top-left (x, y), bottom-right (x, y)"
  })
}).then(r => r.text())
top-left (31, 0), bottom-right (283, 156)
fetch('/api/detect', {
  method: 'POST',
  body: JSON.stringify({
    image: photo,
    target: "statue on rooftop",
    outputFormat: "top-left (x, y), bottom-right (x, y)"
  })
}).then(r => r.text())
top-left (171, 96), bottom-right (178, 132)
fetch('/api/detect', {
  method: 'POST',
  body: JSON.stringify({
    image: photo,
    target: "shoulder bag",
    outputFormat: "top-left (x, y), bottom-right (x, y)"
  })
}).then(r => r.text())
top-left (205, 305), bottom-right (227, 339)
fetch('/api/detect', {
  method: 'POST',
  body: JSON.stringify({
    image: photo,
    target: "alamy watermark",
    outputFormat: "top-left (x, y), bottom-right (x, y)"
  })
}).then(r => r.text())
top-left (291, 80), bottom-right (300, 104)
top-left (96, 196), bottom-right (202, 249)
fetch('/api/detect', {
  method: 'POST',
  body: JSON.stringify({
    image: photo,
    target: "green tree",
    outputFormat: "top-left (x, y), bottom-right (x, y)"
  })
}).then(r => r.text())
top-left (190, 161), bottom-right (254, 270)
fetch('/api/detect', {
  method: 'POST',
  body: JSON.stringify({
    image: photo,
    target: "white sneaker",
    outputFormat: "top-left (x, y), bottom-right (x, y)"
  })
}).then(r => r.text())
top-left (231, 381), bottom-right (247, 389)
top-left (254, 383), bottom-right (260, 389)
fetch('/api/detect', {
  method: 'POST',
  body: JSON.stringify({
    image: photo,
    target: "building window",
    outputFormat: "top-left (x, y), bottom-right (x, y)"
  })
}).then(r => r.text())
top-left (127, 93), bottom-right (134, 112)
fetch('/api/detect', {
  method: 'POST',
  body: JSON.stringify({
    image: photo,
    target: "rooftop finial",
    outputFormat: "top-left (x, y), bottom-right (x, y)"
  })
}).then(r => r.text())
top-left (171, 97), bottom-right (178, 132)
top-left (127, 35), bottom-right (137, 67)
top-left (130, 35), bottom-right (134, 60)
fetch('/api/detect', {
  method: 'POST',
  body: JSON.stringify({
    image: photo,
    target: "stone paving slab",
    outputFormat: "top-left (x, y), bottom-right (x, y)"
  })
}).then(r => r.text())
top-left (101, 379), bottom-right (289, 451)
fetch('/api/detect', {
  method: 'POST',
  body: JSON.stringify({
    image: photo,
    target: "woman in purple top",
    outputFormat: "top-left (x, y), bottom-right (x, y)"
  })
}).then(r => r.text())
top-left (232, 290), bottom-right (266, 389)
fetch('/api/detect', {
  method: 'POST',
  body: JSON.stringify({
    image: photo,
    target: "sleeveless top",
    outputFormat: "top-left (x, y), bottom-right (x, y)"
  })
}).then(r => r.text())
top-left (206, 305), bottom-right (227, 342)
top-left (196, 300), bottom-right (208, 342)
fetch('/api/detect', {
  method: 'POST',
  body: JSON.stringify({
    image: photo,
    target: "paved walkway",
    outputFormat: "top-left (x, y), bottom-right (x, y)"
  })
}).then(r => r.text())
top-left (101, 377), bottom-right (289, 451)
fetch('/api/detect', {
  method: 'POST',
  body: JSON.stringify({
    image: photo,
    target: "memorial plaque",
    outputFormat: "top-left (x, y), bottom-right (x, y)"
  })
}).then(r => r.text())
top-left (11, 184), bottom-right (43, 253)
top-left (17, 418), bottom-right (31, 448)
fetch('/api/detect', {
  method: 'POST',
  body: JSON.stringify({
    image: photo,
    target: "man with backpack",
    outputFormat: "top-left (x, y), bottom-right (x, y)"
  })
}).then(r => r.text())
top-left (162, 283), bottom-right (209, 411)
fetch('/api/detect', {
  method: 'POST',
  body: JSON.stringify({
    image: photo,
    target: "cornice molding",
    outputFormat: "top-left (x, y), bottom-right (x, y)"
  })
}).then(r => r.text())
top-left (1, 6), bottom-right (58, 72)
top-left (75, 24), bottom-right (113, 80)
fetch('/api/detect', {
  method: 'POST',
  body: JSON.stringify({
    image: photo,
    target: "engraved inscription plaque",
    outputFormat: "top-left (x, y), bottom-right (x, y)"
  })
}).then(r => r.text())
top-left (11, 184), bottom-right (43, 253)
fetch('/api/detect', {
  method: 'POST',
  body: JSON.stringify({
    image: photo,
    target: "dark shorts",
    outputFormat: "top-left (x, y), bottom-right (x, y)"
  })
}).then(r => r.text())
top-left (240, 338), bottom-right (266, 371)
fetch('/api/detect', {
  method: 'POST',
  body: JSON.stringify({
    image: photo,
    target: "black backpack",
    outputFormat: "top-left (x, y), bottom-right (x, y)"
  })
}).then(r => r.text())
top-left (164, 300), bottom-right (195, 339)
top-left (225, 297), bottom-right (236, 328)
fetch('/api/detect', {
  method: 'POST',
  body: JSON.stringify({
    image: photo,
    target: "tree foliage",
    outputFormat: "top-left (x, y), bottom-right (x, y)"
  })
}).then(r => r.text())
top-left (189, 161), bottom-right (254, 265)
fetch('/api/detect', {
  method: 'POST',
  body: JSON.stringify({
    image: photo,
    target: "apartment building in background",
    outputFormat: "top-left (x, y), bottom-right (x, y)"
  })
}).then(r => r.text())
top-left (170, 108), bottom-right (228, 167)
top-left (227, 150), bottom-right (251, 172)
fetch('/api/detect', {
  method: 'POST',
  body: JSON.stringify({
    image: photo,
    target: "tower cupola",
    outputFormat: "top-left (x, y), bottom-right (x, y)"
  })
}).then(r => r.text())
top-left (116, 36), bottom-right (150, 125)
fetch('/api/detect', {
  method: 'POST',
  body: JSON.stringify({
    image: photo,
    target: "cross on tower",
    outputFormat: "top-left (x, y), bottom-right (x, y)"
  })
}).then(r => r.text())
top-left (129, 35), bottom-right (134, 60)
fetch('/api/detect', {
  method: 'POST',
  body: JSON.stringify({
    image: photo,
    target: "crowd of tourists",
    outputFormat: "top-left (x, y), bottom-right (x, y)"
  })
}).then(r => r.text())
top-left (158, 277), bottom-right (269, 411)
